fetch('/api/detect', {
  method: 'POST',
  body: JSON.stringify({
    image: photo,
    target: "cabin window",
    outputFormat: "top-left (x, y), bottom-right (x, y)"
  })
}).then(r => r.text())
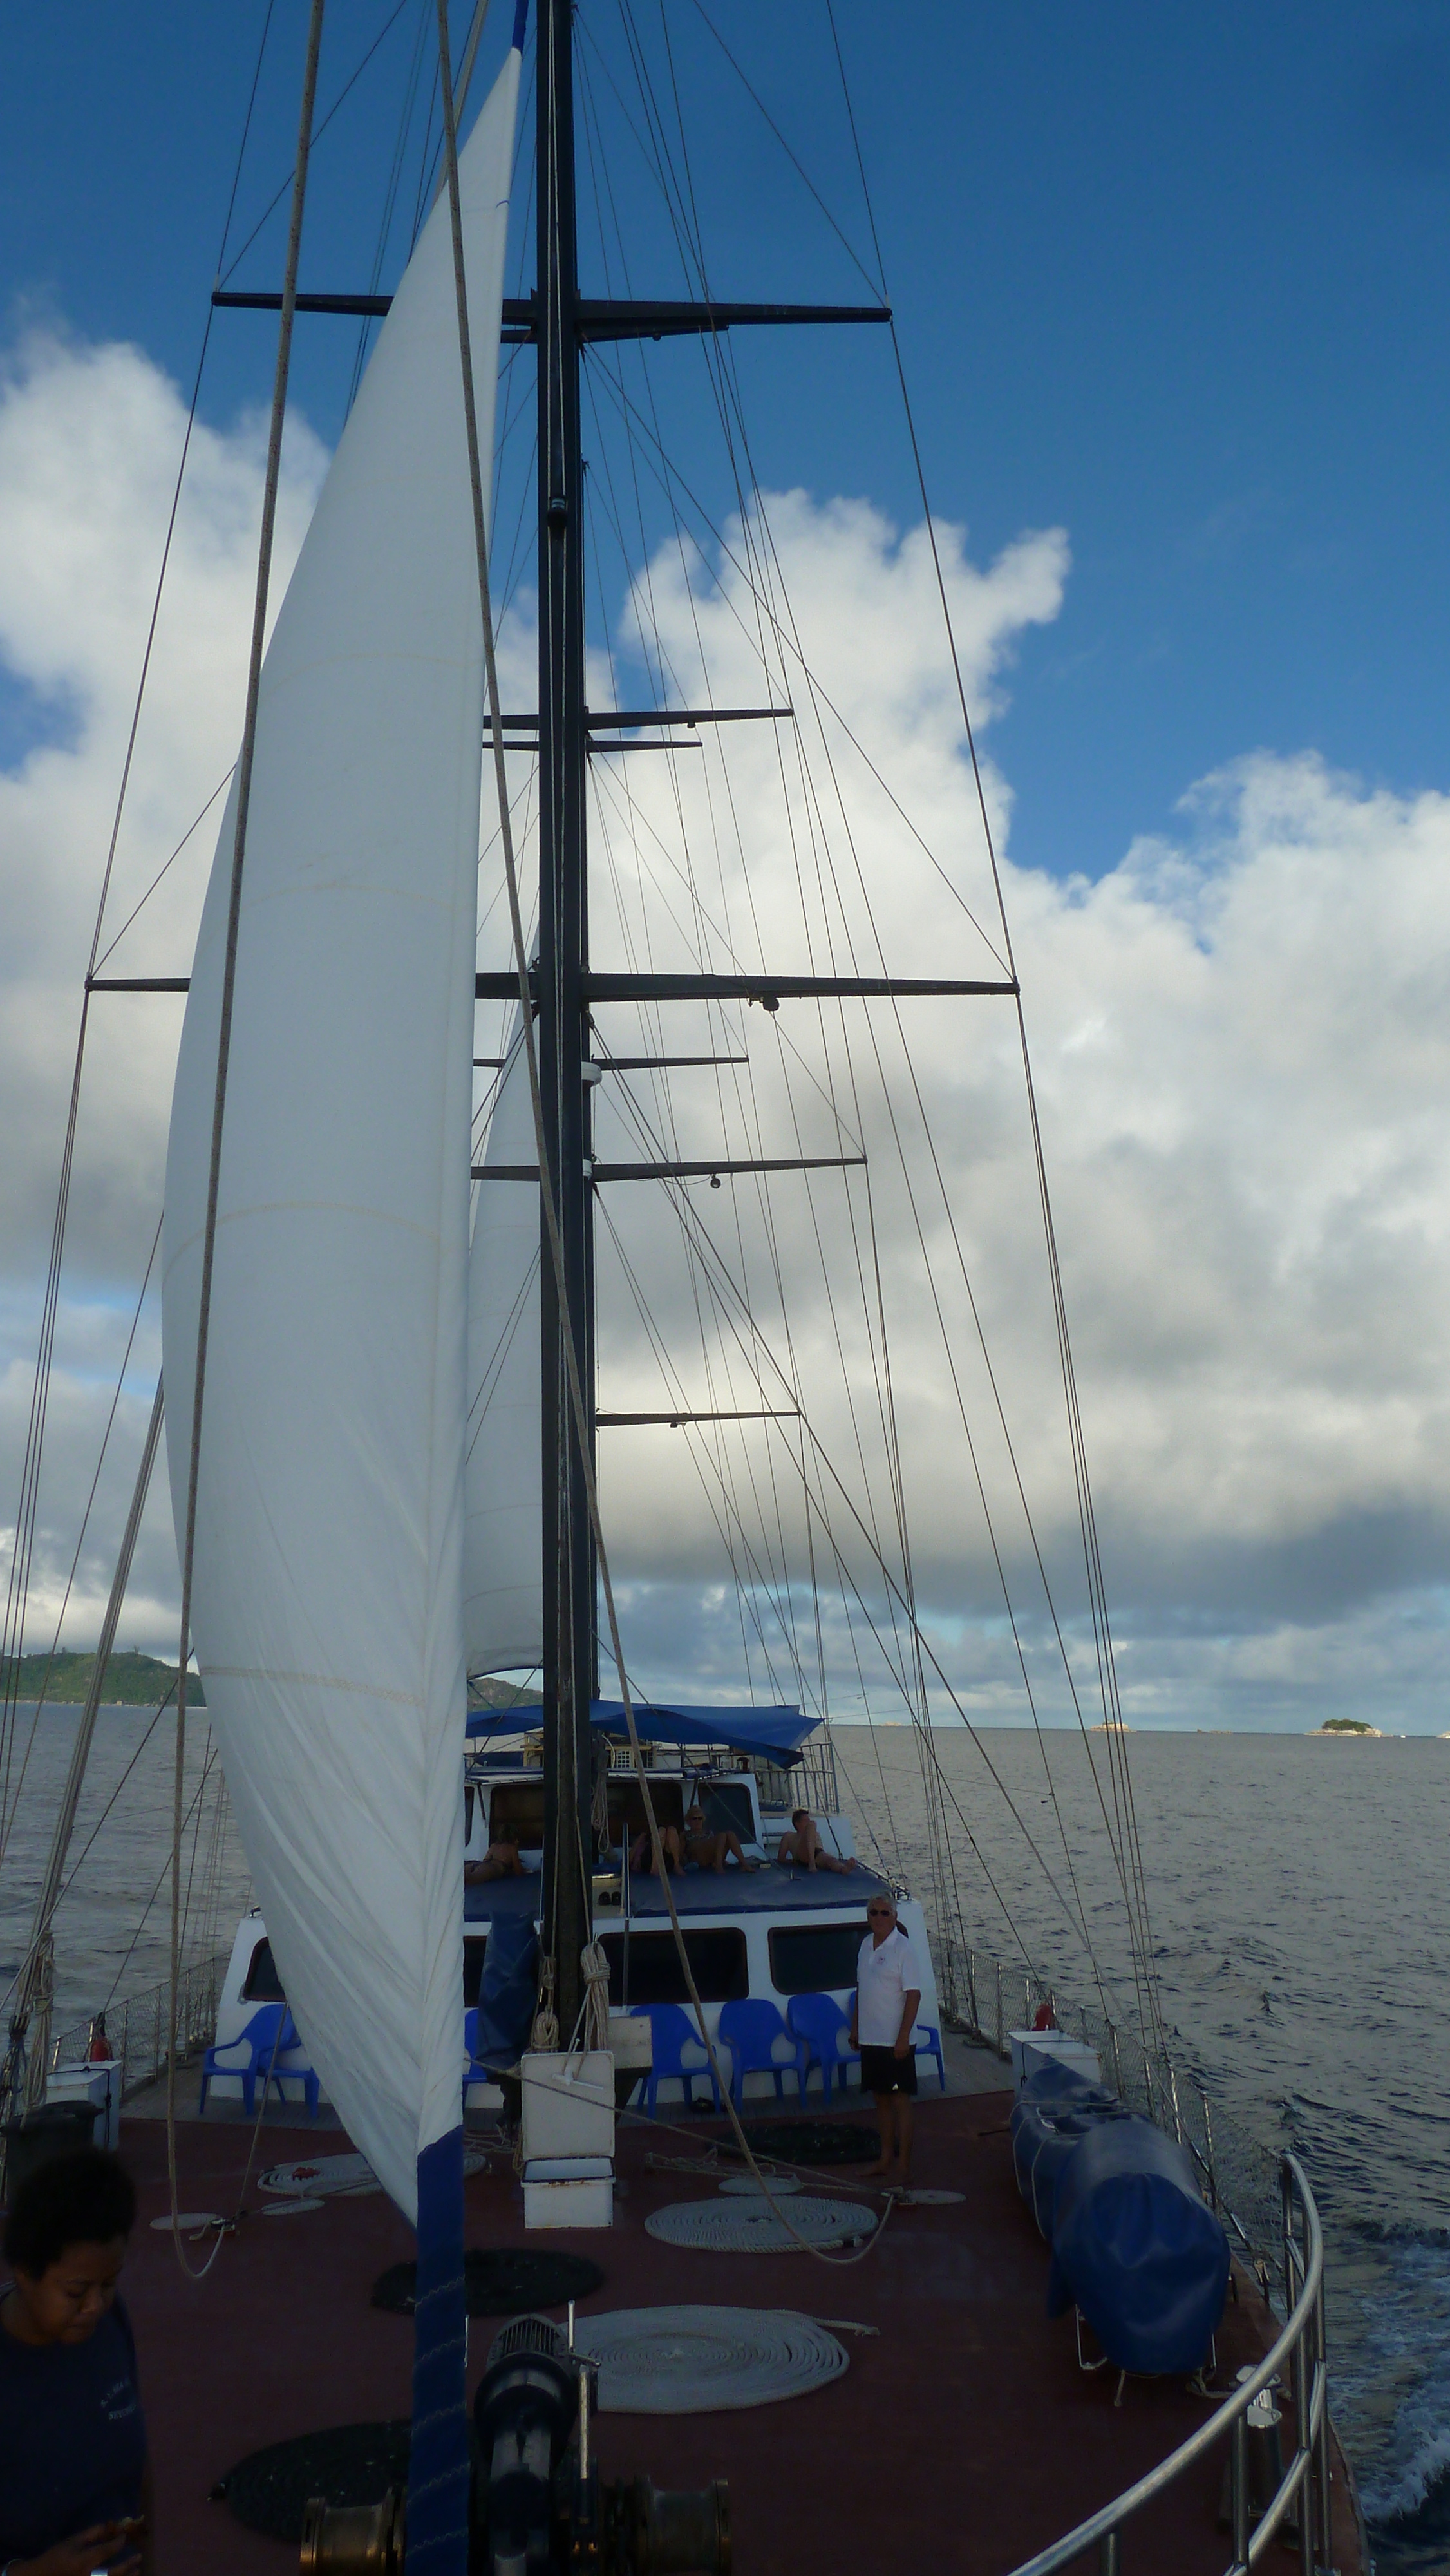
top-left (606, 1779), bottom-right (685, 1843)
top-left (241, 1938), bottom-right (285, 2001)
top-left (694, 1781), bottom-right (755, 1842)
top-left (489, 1781), bottom-right (547, 1844)
top-left (767, 1922), bottom-right (863, 1996)
top-left (599, 1927), bottom-right (747, 2005)
top-left (247, 1933), bottom-right (491, 2006)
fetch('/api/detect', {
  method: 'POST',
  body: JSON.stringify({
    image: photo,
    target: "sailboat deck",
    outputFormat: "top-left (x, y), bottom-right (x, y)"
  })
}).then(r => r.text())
top-left (118, 2072), bottom-right (1364, 2575)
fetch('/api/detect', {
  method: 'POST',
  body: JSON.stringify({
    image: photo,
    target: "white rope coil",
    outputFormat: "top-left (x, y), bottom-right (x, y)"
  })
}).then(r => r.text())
top-left (645, 2195), bottom-right (876, 2254)
top-left (570, 2304), bottom-right (849, 2412)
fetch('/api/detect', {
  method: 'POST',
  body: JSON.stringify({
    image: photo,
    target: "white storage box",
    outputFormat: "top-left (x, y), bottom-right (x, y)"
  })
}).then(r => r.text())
top-left (521, 2050), bottom-right (616, 2163)
top-left (1009, 2029), bottom-right (1102, 2097)
top-left (523, 2155), bottom-right (614, 2230)
top-left (47, 2061), bottom-right (120, 2150)
top-left (607, 2012), bottom-right (652, 2073)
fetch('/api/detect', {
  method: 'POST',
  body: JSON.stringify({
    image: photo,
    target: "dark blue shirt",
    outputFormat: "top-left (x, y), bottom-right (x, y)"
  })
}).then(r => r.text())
top-left (0, 2289), bottom-right (147, 2557)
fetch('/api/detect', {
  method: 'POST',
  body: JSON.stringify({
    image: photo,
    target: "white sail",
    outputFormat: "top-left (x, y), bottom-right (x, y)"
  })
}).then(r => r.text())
top-left (160, 52), bottom-right (520, 2222)
top-left (465, 1015), bottom-right (543, 1676)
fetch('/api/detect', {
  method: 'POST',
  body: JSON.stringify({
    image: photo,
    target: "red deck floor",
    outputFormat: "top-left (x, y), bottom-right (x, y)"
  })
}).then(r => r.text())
top-left (117, 2088), bottom-right (1364, 2575)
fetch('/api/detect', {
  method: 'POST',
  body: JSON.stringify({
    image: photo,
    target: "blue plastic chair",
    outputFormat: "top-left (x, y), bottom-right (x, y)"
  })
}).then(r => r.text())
top-left (914, 2022), bottom-right (948, 2092)
top-left (786, 1993), bottom-right (860, 2100)
top-left (628, 2002), bottom-right (722, 2116)
top-left (199, 2003), bottom-right (319, 2117)
top-left (717, 1997), bottom-right (800, 2109)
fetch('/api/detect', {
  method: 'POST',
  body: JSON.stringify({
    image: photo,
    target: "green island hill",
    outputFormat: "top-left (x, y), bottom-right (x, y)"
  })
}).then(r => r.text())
top-left (1313, 1718), bottom-right (1381, 1736)
top-left (1, 1647), bottom-right (203, 1708)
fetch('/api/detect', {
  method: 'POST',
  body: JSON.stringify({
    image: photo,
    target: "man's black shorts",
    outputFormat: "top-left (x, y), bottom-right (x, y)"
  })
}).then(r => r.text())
top-left (859, 2043), bottom-right (918, 2097)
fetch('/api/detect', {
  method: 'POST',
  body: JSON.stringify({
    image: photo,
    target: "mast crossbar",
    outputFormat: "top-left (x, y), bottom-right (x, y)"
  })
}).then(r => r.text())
top-left (494, 708), bottom-right (791, 731)
top-left (475, 1156), bottom-right (865, 1180)
top-left (597, 1408), bottom-right (800, 1426)
top-left (213, 290), bottom-right (889, 341)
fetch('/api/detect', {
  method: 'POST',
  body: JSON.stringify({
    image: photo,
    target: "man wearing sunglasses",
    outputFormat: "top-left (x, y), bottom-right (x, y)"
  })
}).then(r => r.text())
top-left (849, 1893), bottom-right (922, 2187)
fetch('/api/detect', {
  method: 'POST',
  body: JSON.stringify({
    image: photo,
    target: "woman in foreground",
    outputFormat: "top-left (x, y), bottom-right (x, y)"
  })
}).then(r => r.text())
top-left (0, 2149), bottom-right (151, 2576)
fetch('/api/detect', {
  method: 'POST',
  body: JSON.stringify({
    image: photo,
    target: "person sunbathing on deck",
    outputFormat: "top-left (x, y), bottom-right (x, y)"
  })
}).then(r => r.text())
top-left (777, 1807), bottom-right (857, 1873)
top-left (630, 1821), bottom-right (686, 1877)
top-left (683, 1801), bottom-right (758, 1873)
top-left (464, 1821), bottom-right (525, 1884)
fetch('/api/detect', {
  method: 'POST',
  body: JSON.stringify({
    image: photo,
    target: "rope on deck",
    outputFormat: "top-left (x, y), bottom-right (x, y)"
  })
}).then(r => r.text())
top-left (645, 2194), bottom-right (876, 2253)
top-left (570, 2304), bottom-right (848, 2412)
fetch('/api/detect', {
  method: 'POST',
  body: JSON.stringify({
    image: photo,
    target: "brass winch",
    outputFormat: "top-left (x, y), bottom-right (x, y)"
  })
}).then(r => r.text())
top-left (299, 2316), bottom-right (730, 2576)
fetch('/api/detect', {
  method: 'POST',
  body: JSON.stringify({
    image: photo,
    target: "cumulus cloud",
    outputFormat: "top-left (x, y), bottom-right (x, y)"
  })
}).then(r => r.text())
top-left (3, 323), bottom-right (1449, 1729)
top-left (0, 330), bottom-right (325, 1651)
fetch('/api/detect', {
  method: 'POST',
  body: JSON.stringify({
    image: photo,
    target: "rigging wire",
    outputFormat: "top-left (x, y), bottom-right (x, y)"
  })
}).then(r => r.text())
top-left (0, 0), bottom-right (283, 1874)
top-left (165, 0), bottom-right (328, 2282)
top-left (441, 3), bottom-right (902, 2264)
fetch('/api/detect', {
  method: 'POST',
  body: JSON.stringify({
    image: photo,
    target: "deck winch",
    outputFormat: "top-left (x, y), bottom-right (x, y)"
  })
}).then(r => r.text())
top-left (299, 2314), bottom-right (730, 2576)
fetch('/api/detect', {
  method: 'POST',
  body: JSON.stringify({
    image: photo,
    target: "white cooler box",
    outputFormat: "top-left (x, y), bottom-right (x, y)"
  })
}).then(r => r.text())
top-left (1009, 2030), bottom-right (1102, 2098)
top-left (521, 2050), bottom-right (616, 2162)
top-left (46, 2060), bottom-right (120, 2150)
top-left (523, 2155), bottom-right (614, 2230)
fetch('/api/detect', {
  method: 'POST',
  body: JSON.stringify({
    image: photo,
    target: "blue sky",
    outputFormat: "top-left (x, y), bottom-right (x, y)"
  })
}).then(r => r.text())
top-left (5, 6), bottom-right (1450, 1727)
top-left (4, 2), bottom-right (1450, 880)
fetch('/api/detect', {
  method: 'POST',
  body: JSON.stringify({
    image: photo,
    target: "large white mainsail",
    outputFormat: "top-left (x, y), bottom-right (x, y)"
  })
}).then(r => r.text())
top-left (160, 50), bottom-right (520, 2224)
top-left (465, 1012), bottom-right (543, 1676)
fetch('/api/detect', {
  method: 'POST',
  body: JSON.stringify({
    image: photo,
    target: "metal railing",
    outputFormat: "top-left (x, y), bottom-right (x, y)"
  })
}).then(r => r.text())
top-left (941, 1934), bottom-right (1281, 2263)
top-left (49, 1950), bottom-right (229, 2103)
top-left (1003, 2153), bottom-right (1333, 2576)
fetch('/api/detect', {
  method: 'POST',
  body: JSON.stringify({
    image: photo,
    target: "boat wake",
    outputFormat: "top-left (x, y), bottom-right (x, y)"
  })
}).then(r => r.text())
top-left (1331, 2222), bottom-right (1450, 2571)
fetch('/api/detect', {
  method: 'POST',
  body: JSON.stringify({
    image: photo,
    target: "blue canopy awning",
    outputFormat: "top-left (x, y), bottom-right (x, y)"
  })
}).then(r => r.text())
top-left (464, 1697), bottom-right (817, 1767)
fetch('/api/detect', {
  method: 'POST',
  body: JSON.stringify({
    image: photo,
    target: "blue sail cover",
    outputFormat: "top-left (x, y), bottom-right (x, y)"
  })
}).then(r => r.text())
top-left (466, 1698), bottom-right (818, 1767)
top-left (1044, 2114), bottom-right (1230, 2374)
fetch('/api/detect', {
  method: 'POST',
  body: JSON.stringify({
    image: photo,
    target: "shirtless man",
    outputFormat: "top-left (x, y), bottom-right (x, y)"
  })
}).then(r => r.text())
top-left (464, 1821), bottom-right (525, 1884)
top-left (777, 1806), bottom-right (857, 1873)
top-left (683, 1801), bottom-right (757, 1873)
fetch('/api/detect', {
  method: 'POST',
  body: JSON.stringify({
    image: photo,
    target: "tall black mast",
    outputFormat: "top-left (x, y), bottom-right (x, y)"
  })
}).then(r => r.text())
top-left (537, 0), bottom-right (595, 2039)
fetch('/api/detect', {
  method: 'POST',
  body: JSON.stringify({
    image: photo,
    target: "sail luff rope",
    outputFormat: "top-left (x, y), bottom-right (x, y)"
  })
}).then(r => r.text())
top-left (439, 11), bottom-right (890, 2266)
top-left (166, 0), bottom-right (327, 2283)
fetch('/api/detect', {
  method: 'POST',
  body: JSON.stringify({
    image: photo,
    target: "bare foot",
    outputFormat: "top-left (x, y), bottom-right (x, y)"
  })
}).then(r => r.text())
top-left (863, 2157), bottom-right (894, 2179)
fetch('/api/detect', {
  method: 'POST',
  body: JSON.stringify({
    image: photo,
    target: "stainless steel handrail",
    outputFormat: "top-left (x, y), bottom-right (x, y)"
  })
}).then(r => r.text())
top-left (1004, 2152), bottom-right (1336, 2576)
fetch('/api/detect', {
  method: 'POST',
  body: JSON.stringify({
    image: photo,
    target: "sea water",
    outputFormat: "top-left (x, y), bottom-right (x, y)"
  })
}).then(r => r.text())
top-left (836, 1725), bottom-right (1450, 2576)
top-left (2, 1707), bottom-right (1445, 2570)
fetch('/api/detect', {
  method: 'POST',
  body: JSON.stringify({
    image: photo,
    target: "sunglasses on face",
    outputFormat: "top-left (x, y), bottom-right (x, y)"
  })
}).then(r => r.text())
top-left (867, 1906), bottom-right (892, 1918)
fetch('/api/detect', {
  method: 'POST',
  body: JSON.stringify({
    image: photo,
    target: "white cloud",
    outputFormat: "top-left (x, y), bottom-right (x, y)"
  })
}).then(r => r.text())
top-left (4, 323), bottom-right (1450, 1730)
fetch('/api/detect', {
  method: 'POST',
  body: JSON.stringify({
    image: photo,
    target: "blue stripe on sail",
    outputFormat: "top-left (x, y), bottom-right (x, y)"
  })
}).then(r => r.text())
top-left (406, 2125), bottom-right (469, 2573)
top-left (513, 0), bottom-right (529, 54)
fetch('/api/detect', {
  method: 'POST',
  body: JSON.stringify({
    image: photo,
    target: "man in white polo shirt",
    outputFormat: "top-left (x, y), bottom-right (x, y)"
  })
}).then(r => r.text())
top-left (849, 1893), bottom-right (922, 2188)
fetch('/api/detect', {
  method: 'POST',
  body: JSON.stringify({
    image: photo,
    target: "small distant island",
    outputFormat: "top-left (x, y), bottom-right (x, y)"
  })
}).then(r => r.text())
top-left (0, 1647), bottom-right (203, 1708)
top-left (1313, 1718), bottom-right (1380, 1737)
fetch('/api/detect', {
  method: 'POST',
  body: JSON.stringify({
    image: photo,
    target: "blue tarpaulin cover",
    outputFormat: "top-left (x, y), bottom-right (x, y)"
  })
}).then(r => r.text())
top-left (464, 1698), bottom-right (817, 1766)
top-left (1044, 2112), bottom-right (1230, 2375)
top-left (471, 1914), bottom-right (537, 2067)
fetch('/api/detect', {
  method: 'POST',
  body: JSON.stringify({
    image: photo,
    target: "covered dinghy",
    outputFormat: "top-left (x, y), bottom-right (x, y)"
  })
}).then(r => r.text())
top-left (1045, 2114), bottom-right (1230, 2376)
